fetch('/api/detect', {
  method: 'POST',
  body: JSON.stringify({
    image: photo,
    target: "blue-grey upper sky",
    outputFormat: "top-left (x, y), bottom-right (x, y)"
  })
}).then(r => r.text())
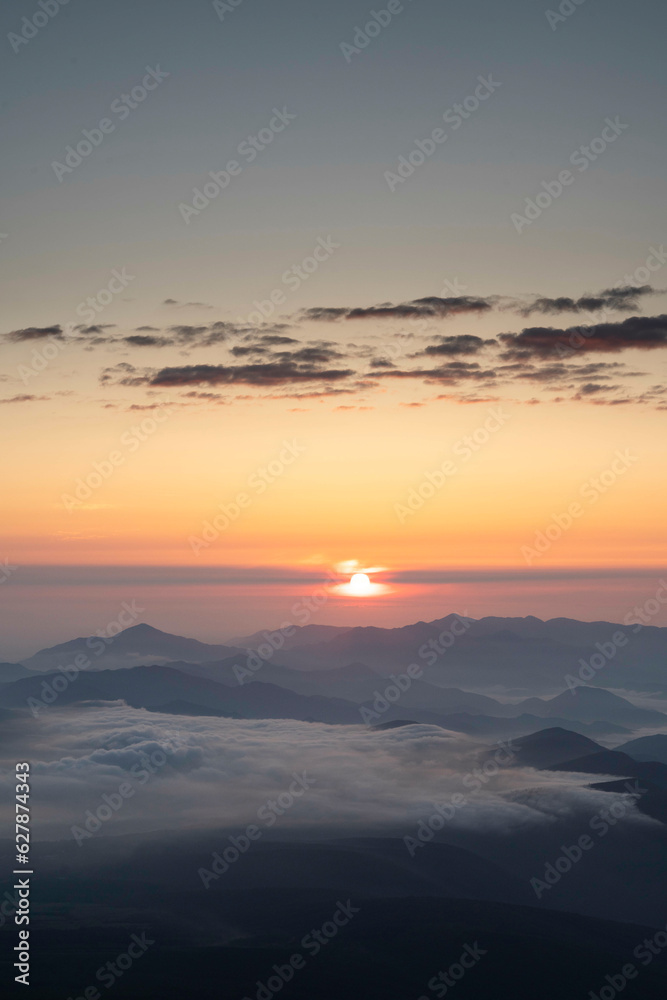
top-left (2, 0), bottom-right (666, 327)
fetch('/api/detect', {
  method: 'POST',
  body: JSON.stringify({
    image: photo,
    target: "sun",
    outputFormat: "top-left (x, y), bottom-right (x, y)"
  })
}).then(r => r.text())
top-left (332, 562), bottom-right (391, 598)
top-left (348, 572), bottom-right (372, 596)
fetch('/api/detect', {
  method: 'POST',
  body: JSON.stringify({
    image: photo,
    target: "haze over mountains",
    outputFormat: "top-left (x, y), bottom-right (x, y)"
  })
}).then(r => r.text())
top-left (3, 617), bottom-right (667, 743)
top-left (12, 613), bottom-right (667, 695)
top-left (230, 613), bottom-right (667, 694)
top-left (3, 698), bottom-right (667, 997)
top-left (19, 622), bottom-right (242, 674)
top-left (2, 614), bottom-right (667, 998)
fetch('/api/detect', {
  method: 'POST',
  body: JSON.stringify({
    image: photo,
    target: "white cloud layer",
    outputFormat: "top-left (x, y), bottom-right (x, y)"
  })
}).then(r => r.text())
top-left (0, 704), bottom-right (657, 842)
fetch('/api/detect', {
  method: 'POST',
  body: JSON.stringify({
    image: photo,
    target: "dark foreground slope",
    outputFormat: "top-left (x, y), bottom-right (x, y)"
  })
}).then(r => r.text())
top-left (2, 890), bottom-right (666, 999)
top-left (1, 833), bottom-right (666, 998)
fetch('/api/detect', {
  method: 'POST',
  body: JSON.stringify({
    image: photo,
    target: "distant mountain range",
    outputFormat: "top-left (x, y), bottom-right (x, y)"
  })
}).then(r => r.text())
top-left (6, 621), bottom-right (667, 1000)
top-left (3, 619), bottom-right (667, 738)
top-left (0, 666), bottom-right (663, 742)
top-left (10, 613), bottom-right (667, 697)
top-left (620, 734), bottom-right (667, 764)
top-left (501, 726), bottom-right (667, 825)
top-left (19, 622), bottom-right (244, 673)
top-left (509, 686), bottom-right (667, 727)
top-left (272, 613), bottom-right (667, 694)
top-left (0, 661), bottom-right (32, 683)
top-left (0, 664), bottom-right (362, 724)
top-left (493, 726), bottom-right (603, 769)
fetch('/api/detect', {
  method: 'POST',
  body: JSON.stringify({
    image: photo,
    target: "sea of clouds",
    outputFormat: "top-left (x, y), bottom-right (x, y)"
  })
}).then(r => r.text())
top-left (0, 703), bottom-right (657, 843)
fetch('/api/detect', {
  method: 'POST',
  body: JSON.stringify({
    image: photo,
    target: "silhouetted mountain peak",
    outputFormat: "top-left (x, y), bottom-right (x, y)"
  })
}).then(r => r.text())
top-left (121, 622), bottom-right (164, 635)
top-left (507, 727), bottom-right (603, 768)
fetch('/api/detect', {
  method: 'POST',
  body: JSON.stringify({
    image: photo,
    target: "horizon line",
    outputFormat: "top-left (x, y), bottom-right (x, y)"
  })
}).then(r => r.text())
top-left (6, 565), bottom-right (667, 586)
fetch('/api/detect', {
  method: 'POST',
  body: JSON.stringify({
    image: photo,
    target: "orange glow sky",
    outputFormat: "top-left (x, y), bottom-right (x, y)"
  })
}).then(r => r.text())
top-left (3, 0), bottom-right (667, 656)
top-left (2, 351), bottom-right (666, 570)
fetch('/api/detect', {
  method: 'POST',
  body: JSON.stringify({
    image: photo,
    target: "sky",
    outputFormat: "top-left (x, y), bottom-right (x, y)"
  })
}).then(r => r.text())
top-left (1, 0), bottom-right (667, 656)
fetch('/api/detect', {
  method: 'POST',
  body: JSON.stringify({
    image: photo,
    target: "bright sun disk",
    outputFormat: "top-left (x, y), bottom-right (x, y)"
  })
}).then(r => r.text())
top-left (349, 572), bottom-right (372, 596)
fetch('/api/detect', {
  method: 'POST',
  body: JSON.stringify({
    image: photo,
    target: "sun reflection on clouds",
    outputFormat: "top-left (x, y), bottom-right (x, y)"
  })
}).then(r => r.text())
top-left (332, 560), bottom-right (392, 597)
